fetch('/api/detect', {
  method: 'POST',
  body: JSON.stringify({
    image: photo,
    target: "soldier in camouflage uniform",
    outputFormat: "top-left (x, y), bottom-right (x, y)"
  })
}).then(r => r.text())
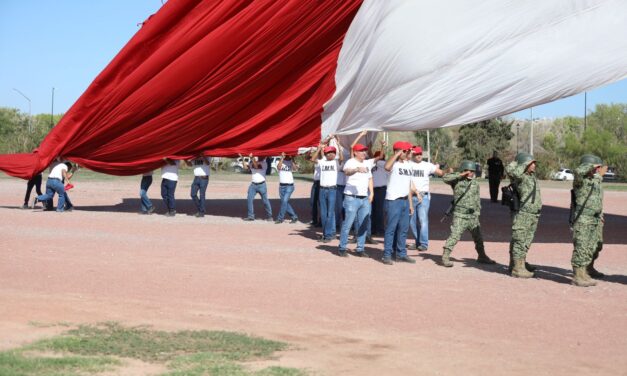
top-left (441, 160), bottom-right (496, 267)
top-left (570, 154), bottom-right (606, 287)
top-left (505, 152), bottom-right (541, 278)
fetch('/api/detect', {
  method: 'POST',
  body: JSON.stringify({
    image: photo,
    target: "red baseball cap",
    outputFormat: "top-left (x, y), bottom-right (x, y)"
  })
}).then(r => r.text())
top-left (412, 146), bottom-right (423, 154)
top-left (393, 141), bottom-right (412, 151)
top-left (353, 143), bottom-right (368, 152)
top-left (323, 146), bottom-right (337, 154)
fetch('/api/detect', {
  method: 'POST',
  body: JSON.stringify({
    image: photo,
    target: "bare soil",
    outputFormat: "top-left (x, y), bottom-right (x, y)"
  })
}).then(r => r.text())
top-left (1, 174), bottom-right (626, 375)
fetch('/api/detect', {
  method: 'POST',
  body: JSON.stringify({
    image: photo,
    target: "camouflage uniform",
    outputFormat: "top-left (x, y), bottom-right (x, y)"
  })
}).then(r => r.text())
top-left (571, 163), bottom-right (603, 268)
top-left (442, 172), bottom-right (491, 262)
top-left (506, 161), bottom-right (542, 261)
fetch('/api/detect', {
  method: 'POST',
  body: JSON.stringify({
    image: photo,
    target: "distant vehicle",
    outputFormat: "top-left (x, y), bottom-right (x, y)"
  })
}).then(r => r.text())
top-left (552, 168), bottom-right (574, 181)
top-left (230, 156), bottom-right (280, 174)
top-left (603, 168), bottom-right (617, 182)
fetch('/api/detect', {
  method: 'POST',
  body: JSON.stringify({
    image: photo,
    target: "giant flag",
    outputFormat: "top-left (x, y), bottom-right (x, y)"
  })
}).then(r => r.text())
top-left (1, 0), bottom-right (626, 179)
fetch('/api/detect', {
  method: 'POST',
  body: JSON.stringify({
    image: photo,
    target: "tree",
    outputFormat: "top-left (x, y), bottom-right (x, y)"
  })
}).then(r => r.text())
top-left (413, 128), bottom-right (454, 164)
top-left (456, 118), bottom-right (514, 163)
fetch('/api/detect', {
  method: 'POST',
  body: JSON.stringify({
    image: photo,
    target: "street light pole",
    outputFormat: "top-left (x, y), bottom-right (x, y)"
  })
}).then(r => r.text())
top-left (12, 88), bottom-right (32, 132)
top-left (530, 107), bottom-right (533, 155)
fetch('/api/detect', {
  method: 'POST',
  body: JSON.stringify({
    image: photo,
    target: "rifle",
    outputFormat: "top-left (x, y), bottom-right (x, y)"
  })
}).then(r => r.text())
top-left (441, 181), bottom-right (472, 222)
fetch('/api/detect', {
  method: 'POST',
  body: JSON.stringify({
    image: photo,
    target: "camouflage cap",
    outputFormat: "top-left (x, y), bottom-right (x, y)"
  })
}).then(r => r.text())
top-left (580, 154), bottom-right (603, 166)
top-left (458, 160), bottom-right (476, 172)
top-left (515, 152), bottom-right (535, 166)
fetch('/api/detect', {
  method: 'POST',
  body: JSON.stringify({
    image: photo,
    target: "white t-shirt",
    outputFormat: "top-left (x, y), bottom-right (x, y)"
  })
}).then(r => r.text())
top-left (372, 159), bottom-right (389, 188)
top-left (410, 161), bottom-right (436, 193)
top-left (278, 160), bottom-right (294, 184)
top-left (343, 158), bottom-right (372, 197)
top-left (49, 163), bottom-right (68, 180)
top-left (250, 160), bottom-right (268, 183)
top-left (313, 162), bottom-right (321, 181)
top-left (385, 160), bottom-right (412, 200)
top-left (336, 161), bottom-right (347, 186)
top-left (161, 160), bottom-right (180, 181)
top-left (192, 158), bottom-right (211, 177)
top-left (318, 159), bottom-right (339, 187)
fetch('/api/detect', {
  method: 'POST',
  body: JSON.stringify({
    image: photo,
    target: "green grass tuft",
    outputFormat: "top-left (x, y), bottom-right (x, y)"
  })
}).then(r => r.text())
top-left (0, 350), bottom-right (120, 376)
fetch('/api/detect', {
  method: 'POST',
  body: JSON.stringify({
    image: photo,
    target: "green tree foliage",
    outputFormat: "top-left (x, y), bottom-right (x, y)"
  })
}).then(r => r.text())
top-left (457, 118), bottom-right (514, 163)
top-left (0, 107), bottom-right (62, 154)
top-left (414, 128), bottom-right (454, 165)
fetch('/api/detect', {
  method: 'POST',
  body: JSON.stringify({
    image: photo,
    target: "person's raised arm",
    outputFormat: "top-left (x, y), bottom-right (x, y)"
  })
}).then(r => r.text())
top-left (384, 150), bottom-right (402, 171)
top-left (350, 130), bottom-right (368, 159)
top-left (277, 152), bottom-right (285, 170)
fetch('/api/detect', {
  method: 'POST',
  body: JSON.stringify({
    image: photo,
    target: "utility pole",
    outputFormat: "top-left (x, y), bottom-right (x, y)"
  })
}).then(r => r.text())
top-left (13, 88), bottom-right (32, 132)
top-left (516, 121), bottom-right (520, 154)
top-left (584, 91), bottom-right (587, 133)
top-left (426, 129), bottom-right (431, 163)
top-left (530, 107), bottom-right (533, 155)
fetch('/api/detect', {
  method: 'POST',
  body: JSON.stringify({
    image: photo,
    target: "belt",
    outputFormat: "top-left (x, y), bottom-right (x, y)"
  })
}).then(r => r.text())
top-left (195, 176), bottom-right (209, 179)
top-left (48, 177), bottom-right (61, 181)
top-left (420, 192), bottom-right (429, 195)
top-left (395, 196), bottom-right (408, 200)
top-left (320, 185), bottom-right (336, 189)
top-left (252, 181), bottom-right (266, 185)
top-left (279, 183), bottom-right (294, 186)
top-left (374, 186), bottom-right (386, 189)
top-left (345, 194), bottom-right (367, 199)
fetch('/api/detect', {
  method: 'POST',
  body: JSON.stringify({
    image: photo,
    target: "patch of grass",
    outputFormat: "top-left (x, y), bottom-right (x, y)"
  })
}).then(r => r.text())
top-left (4, 322), bottom-right (307, 375)
top-left (0, 350), bottom-right (120, 376)
top-left (602, 183), bottom-right (627, 191)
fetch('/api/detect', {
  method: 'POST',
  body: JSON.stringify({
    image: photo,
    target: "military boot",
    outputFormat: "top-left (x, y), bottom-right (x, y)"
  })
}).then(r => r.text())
top-left (511, 259), bottom-right (534, 278)
top-left (572, 267), bottom-right (596, 287)
top-left (441, 249), bottom-right (453, 267)
top-left (476, 250), bottom-right (496, 264)
top-left (587, 262), bottom-right (605, 279)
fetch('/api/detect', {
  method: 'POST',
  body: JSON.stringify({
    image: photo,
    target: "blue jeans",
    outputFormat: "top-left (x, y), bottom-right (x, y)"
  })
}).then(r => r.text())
top-left (371, 186), bottom-right (386, 234)
top-left (161, 178), bottom-right (177, 211)
top-left (191, 176), bottom-right (209, 213)
top-left (247, 182), bottom-right (272, 219)
top-left (409, 193), bottom-right (431, 248)
top-left (310, 181), bottom-right (320, 224)
top-left (339, 195), bottom-right (370, 252)
top-left (277, 184), bottom-right (297, 221)
top-left (353, 203), bottom-right (372, 237)
top-left (335, 185), bottom-right (345, 230)
top-left (140, 175), bottom-right (153, 212)
top-left (319, 187), bottom-right (336, 239)
top-left (384, 199), bottom-right (410, 258)
top-left (37, 178), bottom-right (66, 212)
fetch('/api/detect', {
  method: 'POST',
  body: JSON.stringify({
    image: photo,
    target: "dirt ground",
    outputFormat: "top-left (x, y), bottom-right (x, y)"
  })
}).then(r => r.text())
top-left (1, 173), bottom-right (626, 375)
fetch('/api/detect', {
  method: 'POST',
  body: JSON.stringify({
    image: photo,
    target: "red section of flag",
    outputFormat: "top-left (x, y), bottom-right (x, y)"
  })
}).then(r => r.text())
top-left (0, 0), bottom-right (362, 179)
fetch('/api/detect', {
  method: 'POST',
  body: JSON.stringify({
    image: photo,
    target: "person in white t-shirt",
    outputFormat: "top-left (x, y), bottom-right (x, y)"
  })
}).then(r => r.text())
top-left (243, 154), bottom-right (273, 221)
top-left (309, 149), bottom-right (322, 226)
top-left (35, 161), bottom-right (73, 212)
top-left (161, 158), bottom-right (180, 217)
top-left (310, 140), bottom-right (343, 242)
top-left (139, 170), bottom-right (155, 214)
top-left (186, 155), bottom-right (211, 217)
top-left (337, 143), bottom-right (373, 257)
top-left (276, 152), bottom-right (299, 224)
top-left (382, 141), bottom-right (416, 265)
top-left (408, 146), bottom-right (449, 251)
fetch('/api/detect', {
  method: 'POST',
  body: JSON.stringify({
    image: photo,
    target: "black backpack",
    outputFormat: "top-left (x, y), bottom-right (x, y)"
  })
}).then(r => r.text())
top-left (501, 183), bottom-right (520, 212)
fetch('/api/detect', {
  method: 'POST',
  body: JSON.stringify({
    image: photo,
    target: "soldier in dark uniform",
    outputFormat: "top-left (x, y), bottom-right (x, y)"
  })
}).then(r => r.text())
top-left (486, 151), bottom-right (504, 202)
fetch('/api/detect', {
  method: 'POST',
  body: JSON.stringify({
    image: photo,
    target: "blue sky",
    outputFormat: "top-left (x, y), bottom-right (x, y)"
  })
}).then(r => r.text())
top-left (1, 1), bottom-right (625, 118)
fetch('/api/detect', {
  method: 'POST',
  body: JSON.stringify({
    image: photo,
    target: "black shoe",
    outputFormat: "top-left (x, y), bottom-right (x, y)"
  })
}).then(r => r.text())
top-left (338, 249), bottom-right (349, 257)
top-left (194, 212), bottom-right (205, 218)
top-left (381, 257), bottom-right (393, 265)
top-left (243, 217), bottom-right (255, 221)
top-left (366, 237), bottom-right (377, 245)
top-left (274, 219), bottom-right (283, 224)
top-left (406, 243), bottom-right (417, 250)
top-left (354, 251), bottom-right (369, 258)
top-left (147, 206), bottom-right (155, 214)
top-left (397, 256), bottom-right (416, 264)
top-left (21, 204), bottom-right (29, 209)
top-left (290, 218), bottom-right (298, 224)
top-left (320, 237), bottom-right (333, 244)
top-left (165, 210), bottom-right (176, 217)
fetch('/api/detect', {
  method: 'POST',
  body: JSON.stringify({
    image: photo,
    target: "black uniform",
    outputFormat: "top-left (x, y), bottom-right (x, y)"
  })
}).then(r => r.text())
top-left (487, 156), bottom-right (504, 202)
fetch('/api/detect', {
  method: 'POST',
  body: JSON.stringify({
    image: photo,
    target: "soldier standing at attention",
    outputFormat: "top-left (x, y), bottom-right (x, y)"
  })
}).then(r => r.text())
top-left (441, 160), bottom-right (496, 267)
top-left (570, 154), bottom-right (607, 287)
top-left (487, 151), bottom-right (504, 202)
top-left (506, 152), bottom-right (541, 278)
